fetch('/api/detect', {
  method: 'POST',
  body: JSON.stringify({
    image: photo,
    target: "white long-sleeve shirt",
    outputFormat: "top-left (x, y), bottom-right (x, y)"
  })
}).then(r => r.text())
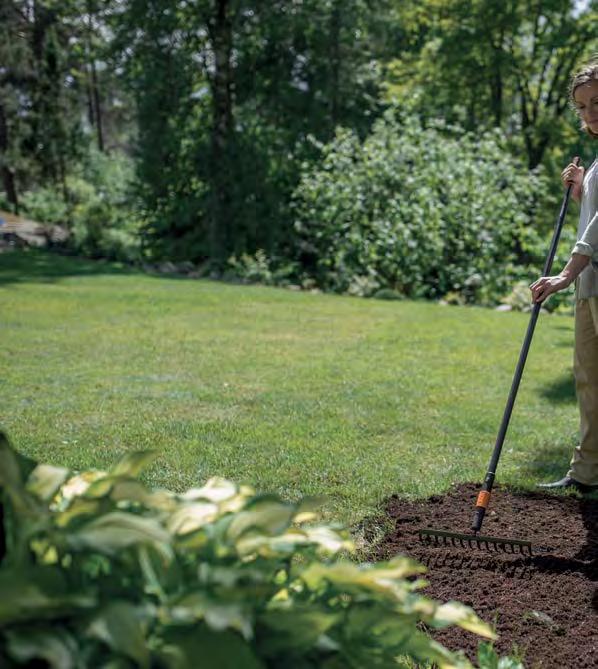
top-left (572, 158), bottom-right (598, 299)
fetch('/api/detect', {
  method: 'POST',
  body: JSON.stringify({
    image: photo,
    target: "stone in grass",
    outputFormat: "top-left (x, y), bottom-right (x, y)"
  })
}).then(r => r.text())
top-left (158, 261), bottom-right (179, 274)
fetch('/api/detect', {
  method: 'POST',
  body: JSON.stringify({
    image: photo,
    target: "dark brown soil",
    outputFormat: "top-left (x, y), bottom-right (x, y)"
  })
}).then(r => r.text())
top-left (368, 483), bottom-right (598, 669)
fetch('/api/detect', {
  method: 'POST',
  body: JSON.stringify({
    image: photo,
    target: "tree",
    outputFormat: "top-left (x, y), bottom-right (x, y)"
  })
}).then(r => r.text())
top-left (384, 0), bottom-right (598, 168)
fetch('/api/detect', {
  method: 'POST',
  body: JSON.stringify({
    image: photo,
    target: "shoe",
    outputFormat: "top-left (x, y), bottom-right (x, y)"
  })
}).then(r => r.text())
top-left (537, 476), bottom-right (598, 493)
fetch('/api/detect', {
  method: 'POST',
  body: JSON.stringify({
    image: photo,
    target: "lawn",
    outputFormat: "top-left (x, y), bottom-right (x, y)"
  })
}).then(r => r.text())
top-left (0, 249), bottom-right (579, 526)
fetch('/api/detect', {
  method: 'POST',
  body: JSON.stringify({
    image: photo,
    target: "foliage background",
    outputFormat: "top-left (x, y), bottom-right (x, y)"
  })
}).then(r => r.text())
top-left (1, 0), bottom-right (597, 300)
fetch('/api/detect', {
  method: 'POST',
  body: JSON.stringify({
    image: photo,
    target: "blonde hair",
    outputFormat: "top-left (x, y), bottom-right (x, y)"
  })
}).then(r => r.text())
top-left (570, 57), bottom-right (598, 138)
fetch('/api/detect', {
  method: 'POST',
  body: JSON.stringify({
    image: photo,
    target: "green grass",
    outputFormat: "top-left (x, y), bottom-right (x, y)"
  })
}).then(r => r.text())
top-left (0, 249), bottom-right (579, 526)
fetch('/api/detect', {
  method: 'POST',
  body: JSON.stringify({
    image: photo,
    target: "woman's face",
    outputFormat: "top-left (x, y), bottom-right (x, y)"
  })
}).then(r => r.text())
top-left (574, 79), bottom-right (598, 136)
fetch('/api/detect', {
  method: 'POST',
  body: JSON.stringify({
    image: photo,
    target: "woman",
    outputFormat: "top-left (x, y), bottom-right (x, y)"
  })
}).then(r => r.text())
top-left (532, 58), bottom-right (598, 493)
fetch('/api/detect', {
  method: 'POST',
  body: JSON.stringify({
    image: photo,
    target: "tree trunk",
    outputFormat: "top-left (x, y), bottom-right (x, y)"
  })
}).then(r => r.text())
top-left (0, 100), bottom-right (19, 213)
top-left (90, 58), bottom-right (104, 152)
top-left (86, 0), bottom-right (104, 152)
top-left (328, 1), bottom-right (341, 131)
top-left (208, 0), bottom-right (234, 264)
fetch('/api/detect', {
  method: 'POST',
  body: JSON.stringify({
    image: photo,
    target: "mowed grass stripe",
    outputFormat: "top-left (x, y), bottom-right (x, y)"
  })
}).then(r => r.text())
top-left (0, 250), bottom-right (577, 524)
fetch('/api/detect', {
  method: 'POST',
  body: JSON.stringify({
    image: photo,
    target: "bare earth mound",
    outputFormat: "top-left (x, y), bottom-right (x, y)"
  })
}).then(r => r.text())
top-left (369, 483), bottom-right (598, 668)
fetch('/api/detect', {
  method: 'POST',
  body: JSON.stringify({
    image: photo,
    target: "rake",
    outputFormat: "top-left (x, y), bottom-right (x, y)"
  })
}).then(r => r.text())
top-left (418, 157), bottom-right (580, 556)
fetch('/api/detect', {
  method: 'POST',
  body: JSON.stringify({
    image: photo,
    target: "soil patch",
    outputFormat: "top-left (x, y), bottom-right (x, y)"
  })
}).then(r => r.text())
top-left (369, 483), bottom-right (598, 668)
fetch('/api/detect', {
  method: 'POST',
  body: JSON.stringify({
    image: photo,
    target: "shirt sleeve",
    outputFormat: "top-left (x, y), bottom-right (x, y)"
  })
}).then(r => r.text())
top-left (572, 211), bottom-right (598, 265)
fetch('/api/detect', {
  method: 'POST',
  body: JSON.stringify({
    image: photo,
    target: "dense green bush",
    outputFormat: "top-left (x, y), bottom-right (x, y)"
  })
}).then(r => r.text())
top-left (20, 148), bottom-right (141, 263)
top-left (0, 432), bottom-right (523, 669)
top-left (292, 112), bottom-right (551, 305)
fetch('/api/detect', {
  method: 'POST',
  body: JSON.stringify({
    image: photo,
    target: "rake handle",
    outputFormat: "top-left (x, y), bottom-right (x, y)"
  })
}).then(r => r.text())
top-left (471, 156), bottom-right (580, 534)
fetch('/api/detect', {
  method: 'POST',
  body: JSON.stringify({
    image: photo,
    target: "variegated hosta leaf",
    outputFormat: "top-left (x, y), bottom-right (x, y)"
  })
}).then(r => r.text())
top-left (86, 601), bottom-right (150, 669)
top-left (300, 557), bottom-right (427, 599)
top-left (432, 601), bottom-right (496, 639)
top-left (235, 525), bottom-right (352, 559)
top-left (54, 498), bottom-right (102, 528)
top-left (301, 526), bottom-right (354, 554)
top-left (180, 477), bottom-right (240, 503)
top-left (167, 502), bottom-right (219, 535)
top-left (166, 591), bottom-right (253, 640)
top-left (226, 496), bottom-right (295, 542)
top-left (26, 464), bottom-right (70, 502)
top-left (0, 567), bottom-right (96, 625)
top-left (197, 563), bottom-right (268, 589)
top-left (5, 626), bottom-right (78, 669)
top-left (83, 476), bottom-right (176, 511)
top-left (110, 450), bottom-right (159, 478)
top-left (57, 470), bottom-right (107, 503)
top-left (66, 511), bottom-right (173, 561)
top-left (258, 609), bottom-right (341, 654)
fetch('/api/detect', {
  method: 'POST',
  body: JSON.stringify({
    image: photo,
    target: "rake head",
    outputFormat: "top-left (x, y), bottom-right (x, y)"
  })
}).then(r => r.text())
top-left (418, 528), bottom-right (533, 555)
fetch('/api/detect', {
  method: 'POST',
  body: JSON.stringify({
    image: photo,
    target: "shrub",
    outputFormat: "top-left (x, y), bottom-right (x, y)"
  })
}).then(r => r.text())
top-left (226, 250), bottom-right (299, 287)
top-left (0, 431), bottom-right (516, 669)
top-left (20, 148), bottom-right (142, 263)
top-left (292, 112), bottom-right (550, 305)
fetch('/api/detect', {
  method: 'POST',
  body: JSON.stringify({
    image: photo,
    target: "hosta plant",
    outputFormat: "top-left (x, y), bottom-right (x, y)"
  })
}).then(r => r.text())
top-left (0, 431), bottom-right (500, 669)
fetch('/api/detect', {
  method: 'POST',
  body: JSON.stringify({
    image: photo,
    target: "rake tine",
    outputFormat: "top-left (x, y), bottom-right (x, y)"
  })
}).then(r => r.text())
top-left (417, 529), bottom-right (533, 555)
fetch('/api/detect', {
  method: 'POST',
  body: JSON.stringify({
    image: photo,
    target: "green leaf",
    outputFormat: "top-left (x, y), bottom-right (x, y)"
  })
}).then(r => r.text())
top-left (402, 630), bottom-right (472, 669)
top-left (27, 464), bottom-right (70, 501)
top-left (158, 626), bottom-right (264, 669)
top-left (0, 431), bottom-right (39, 516)
top-left (66, 511), bottom-right (172, 560)
top-left (258, 608), bottom-right (340, 655)
top-left (0, 567), bottom-right (96, 625)
top-left (86, 601), bottom-right (150, 669)
top-left (5, 627), bottom-right (78, 669)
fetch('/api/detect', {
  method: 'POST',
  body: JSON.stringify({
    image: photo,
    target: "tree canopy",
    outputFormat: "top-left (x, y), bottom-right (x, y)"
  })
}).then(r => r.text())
top-left (1, 0), bottom-right (597, 277)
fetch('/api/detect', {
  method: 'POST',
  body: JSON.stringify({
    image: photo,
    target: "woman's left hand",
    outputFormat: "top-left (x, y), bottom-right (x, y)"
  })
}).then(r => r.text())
top-left (529, 274), bottom-right (571, 303)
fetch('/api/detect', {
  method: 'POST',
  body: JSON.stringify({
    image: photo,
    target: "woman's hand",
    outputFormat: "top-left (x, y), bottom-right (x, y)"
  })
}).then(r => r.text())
top-left (529, 274), bottom-right (572, 304)
top-left (561, 161), bottom-right (584, 202)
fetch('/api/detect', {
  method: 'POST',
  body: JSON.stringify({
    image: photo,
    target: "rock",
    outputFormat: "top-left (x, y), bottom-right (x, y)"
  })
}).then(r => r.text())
top-left (176, 261), bottom-right (196, 273)
top-left (158, 261), bottom-right (178, 274)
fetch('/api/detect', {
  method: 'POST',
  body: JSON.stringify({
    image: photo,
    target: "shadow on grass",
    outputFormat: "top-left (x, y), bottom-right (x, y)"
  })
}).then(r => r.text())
top-left (538, 370), bottom-right (576, 404)
top-left (518, 441), bottom-right (575, 482)
top-left (0, 249), bottom-right (138, 285)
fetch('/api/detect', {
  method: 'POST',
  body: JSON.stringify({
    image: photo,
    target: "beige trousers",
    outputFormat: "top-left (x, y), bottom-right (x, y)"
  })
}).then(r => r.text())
top-left (567, 298), bottom-right (598, 484)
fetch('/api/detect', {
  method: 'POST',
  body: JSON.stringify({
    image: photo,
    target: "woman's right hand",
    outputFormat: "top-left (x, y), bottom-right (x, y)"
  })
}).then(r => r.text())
top-left (561, 161), bottom-right (584, 202)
